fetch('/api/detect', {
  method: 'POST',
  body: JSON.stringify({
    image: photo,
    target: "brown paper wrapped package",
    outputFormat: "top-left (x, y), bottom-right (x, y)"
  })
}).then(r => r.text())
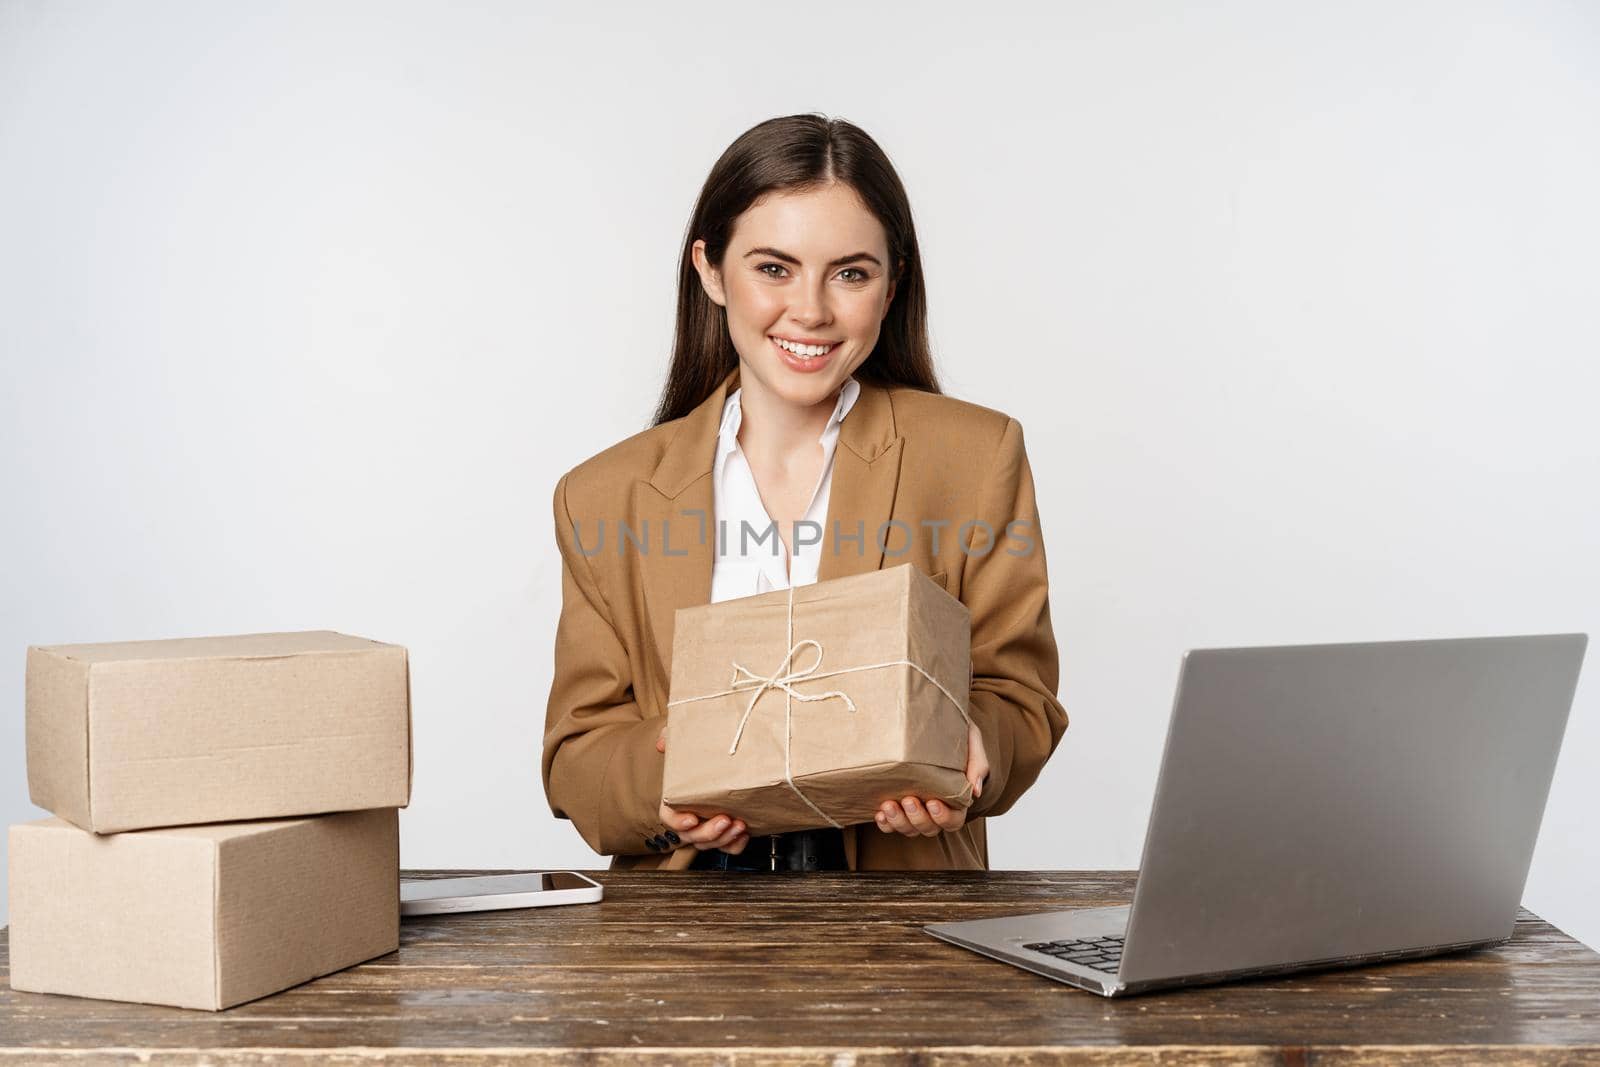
top-left (663, 563), bottom-right (973, 837)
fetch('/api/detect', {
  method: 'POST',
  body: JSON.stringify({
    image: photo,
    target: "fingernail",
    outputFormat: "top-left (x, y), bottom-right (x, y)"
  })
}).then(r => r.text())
top-left (680, 815), bottom-right (696, 828)
top-left (929, 802), bottom-right (942, 813)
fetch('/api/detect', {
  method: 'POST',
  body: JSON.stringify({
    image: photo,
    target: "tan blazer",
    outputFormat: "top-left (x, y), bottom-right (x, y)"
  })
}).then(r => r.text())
top-left (542, 364), bottom-right (1069, 870)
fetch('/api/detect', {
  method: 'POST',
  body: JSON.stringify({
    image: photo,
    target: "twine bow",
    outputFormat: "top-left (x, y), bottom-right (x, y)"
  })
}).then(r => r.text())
top-left (726, 638), bottom-right (856, 755)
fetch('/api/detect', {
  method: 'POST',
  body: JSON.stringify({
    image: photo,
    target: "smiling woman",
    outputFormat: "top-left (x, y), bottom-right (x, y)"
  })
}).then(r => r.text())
top-left (542, 114), bottom-right (1068, 874)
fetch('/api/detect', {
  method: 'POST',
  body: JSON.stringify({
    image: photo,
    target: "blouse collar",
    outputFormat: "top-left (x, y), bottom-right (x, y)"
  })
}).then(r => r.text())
top-left (716, 375), bottom-right (861, 459)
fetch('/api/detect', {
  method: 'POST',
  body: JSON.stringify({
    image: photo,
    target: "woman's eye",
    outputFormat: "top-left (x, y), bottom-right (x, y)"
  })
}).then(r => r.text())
top-left (757, 263), bottom-right (871, 283)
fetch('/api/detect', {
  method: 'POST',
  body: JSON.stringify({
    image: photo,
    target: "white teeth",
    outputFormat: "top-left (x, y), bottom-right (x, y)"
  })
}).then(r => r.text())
top-left (772, 337), bottom-right (835, 358)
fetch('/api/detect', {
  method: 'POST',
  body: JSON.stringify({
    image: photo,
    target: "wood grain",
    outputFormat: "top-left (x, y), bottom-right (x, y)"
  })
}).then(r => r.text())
top-left (3, 870), bottom-right (1598, 1064)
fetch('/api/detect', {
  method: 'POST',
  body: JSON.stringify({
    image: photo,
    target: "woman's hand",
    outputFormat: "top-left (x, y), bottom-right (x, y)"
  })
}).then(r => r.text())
top-left (875, 719), bottom-right (991, 837)
top-left (656, 726), bottom-right (750, 854)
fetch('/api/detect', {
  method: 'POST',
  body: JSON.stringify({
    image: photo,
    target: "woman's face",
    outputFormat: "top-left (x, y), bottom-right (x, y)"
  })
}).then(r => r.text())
top-left (693, 183), bottom-right (898, 410)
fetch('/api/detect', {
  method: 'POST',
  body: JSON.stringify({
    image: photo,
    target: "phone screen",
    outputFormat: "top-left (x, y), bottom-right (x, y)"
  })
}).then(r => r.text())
top-left (400, 872), bottom-right (593, 901)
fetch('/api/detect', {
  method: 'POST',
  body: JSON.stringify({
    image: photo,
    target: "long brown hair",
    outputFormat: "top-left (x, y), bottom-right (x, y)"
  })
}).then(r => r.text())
top-left (650, 113), bottom-right (942, 428)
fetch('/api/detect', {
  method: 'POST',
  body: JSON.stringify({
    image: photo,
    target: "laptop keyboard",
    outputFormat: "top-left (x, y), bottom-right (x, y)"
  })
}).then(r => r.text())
top-left (1022, 934), bottom-right (1125, 973)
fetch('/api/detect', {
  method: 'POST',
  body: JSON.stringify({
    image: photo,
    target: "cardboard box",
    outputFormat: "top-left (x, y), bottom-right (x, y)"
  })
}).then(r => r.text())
top-left (663, 563), bottom-right (974, 836)
top-left (7, 808), bottom-right (400, 1011)
top-left (26, 630), bottom-right (412, 833)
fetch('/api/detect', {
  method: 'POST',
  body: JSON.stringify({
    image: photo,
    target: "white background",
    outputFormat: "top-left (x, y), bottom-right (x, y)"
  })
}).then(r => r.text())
top-left (2, 1), bottom-right (1596, 943)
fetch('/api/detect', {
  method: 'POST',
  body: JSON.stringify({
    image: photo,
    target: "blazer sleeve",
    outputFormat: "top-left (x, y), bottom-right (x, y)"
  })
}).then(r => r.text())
top-left (960, 416), bottom-right (1070, 821)
top-left (542, 471), bottom-right (670, 857)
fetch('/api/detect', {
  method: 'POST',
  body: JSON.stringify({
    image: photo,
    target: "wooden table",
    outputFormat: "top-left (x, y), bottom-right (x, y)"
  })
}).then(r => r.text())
top-left (4, 870), bottom-right (1599, 1063)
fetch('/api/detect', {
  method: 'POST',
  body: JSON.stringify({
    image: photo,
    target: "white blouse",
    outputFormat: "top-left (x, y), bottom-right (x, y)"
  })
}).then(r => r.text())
top-left (710, 376), bottom-right (862, 604)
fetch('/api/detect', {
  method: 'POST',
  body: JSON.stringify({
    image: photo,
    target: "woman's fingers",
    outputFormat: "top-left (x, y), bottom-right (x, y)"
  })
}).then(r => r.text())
top-left (705, 817), bottom-right (746, 850)
top-left (875, 797), bottom-right (959, 836)
top-left (721, 831), bottom-right (750, 855)
top-left (684, 815), bottom-right (729, 847)
top-left (655, 726), bottom-right (667, 754)
top-left (658, 802), bottom-right (700, 834)
top-left (965, 721), bottom-right (990, 798)
top-left (899, 796), bottom-right (942, 836)
top-left (877, 799), bottom-right (927, 836)
top-left (658, 799), bottom-right (746, 848)
top-left (926, 797), bottom-right (966, 832)
top-left (688, 814), bottom-right (745, 849)
top-left (872, 724), bottom-right (983, 837)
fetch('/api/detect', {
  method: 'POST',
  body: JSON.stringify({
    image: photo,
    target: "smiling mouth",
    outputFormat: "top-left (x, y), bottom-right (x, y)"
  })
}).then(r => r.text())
top-left (769, 336), bottom-right (841, 358)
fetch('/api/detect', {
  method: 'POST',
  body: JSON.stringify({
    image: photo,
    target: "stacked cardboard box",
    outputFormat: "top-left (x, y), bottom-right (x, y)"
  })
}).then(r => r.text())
top-left (8, 631), bottom-right (413, 1010)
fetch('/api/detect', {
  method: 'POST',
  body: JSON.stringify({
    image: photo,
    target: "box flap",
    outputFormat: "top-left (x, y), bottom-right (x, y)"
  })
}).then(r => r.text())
top-left (38, 630), bottom-right (399, 664)
top-left (137, 816), bottom-right (322, 843)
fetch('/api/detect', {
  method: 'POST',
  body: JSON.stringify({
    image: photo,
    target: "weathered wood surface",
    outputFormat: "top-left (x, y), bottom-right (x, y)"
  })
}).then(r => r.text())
top-left (3, 870), bottom-right (1598, 1064)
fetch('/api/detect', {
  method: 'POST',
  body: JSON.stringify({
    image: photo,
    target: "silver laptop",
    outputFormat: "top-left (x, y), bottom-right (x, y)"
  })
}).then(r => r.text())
top-left (925, 633), bottom-right (1587, 997)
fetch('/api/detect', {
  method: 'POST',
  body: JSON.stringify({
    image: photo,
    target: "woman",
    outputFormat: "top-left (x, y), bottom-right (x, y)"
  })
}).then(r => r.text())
top-left (543, 114), bottom-right (1068, 872)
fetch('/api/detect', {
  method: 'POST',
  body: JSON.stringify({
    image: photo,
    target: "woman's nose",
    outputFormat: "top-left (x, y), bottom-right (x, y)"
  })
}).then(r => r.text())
top-left (787, 291), bottom-right (832, 328)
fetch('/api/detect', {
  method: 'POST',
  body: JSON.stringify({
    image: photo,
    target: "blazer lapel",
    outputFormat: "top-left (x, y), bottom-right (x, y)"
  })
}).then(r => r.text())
top-left (633, 369), bottom-right (733, 693)
top-left (815, 376), bottom-right (903, 584)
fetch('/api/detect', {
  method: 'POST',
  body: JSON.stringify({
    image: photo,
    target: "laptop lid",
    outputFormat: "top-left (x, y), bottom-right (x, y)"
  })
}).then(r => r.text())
top-left (1117, 633), bottom-right (1586, 986)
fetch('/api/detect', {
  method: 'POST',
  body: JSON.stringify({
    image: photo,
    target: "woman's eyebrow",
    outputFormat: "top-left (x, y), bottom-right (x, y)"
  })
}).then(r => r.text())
top-left (743, 246), bottom-right (882, 268)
